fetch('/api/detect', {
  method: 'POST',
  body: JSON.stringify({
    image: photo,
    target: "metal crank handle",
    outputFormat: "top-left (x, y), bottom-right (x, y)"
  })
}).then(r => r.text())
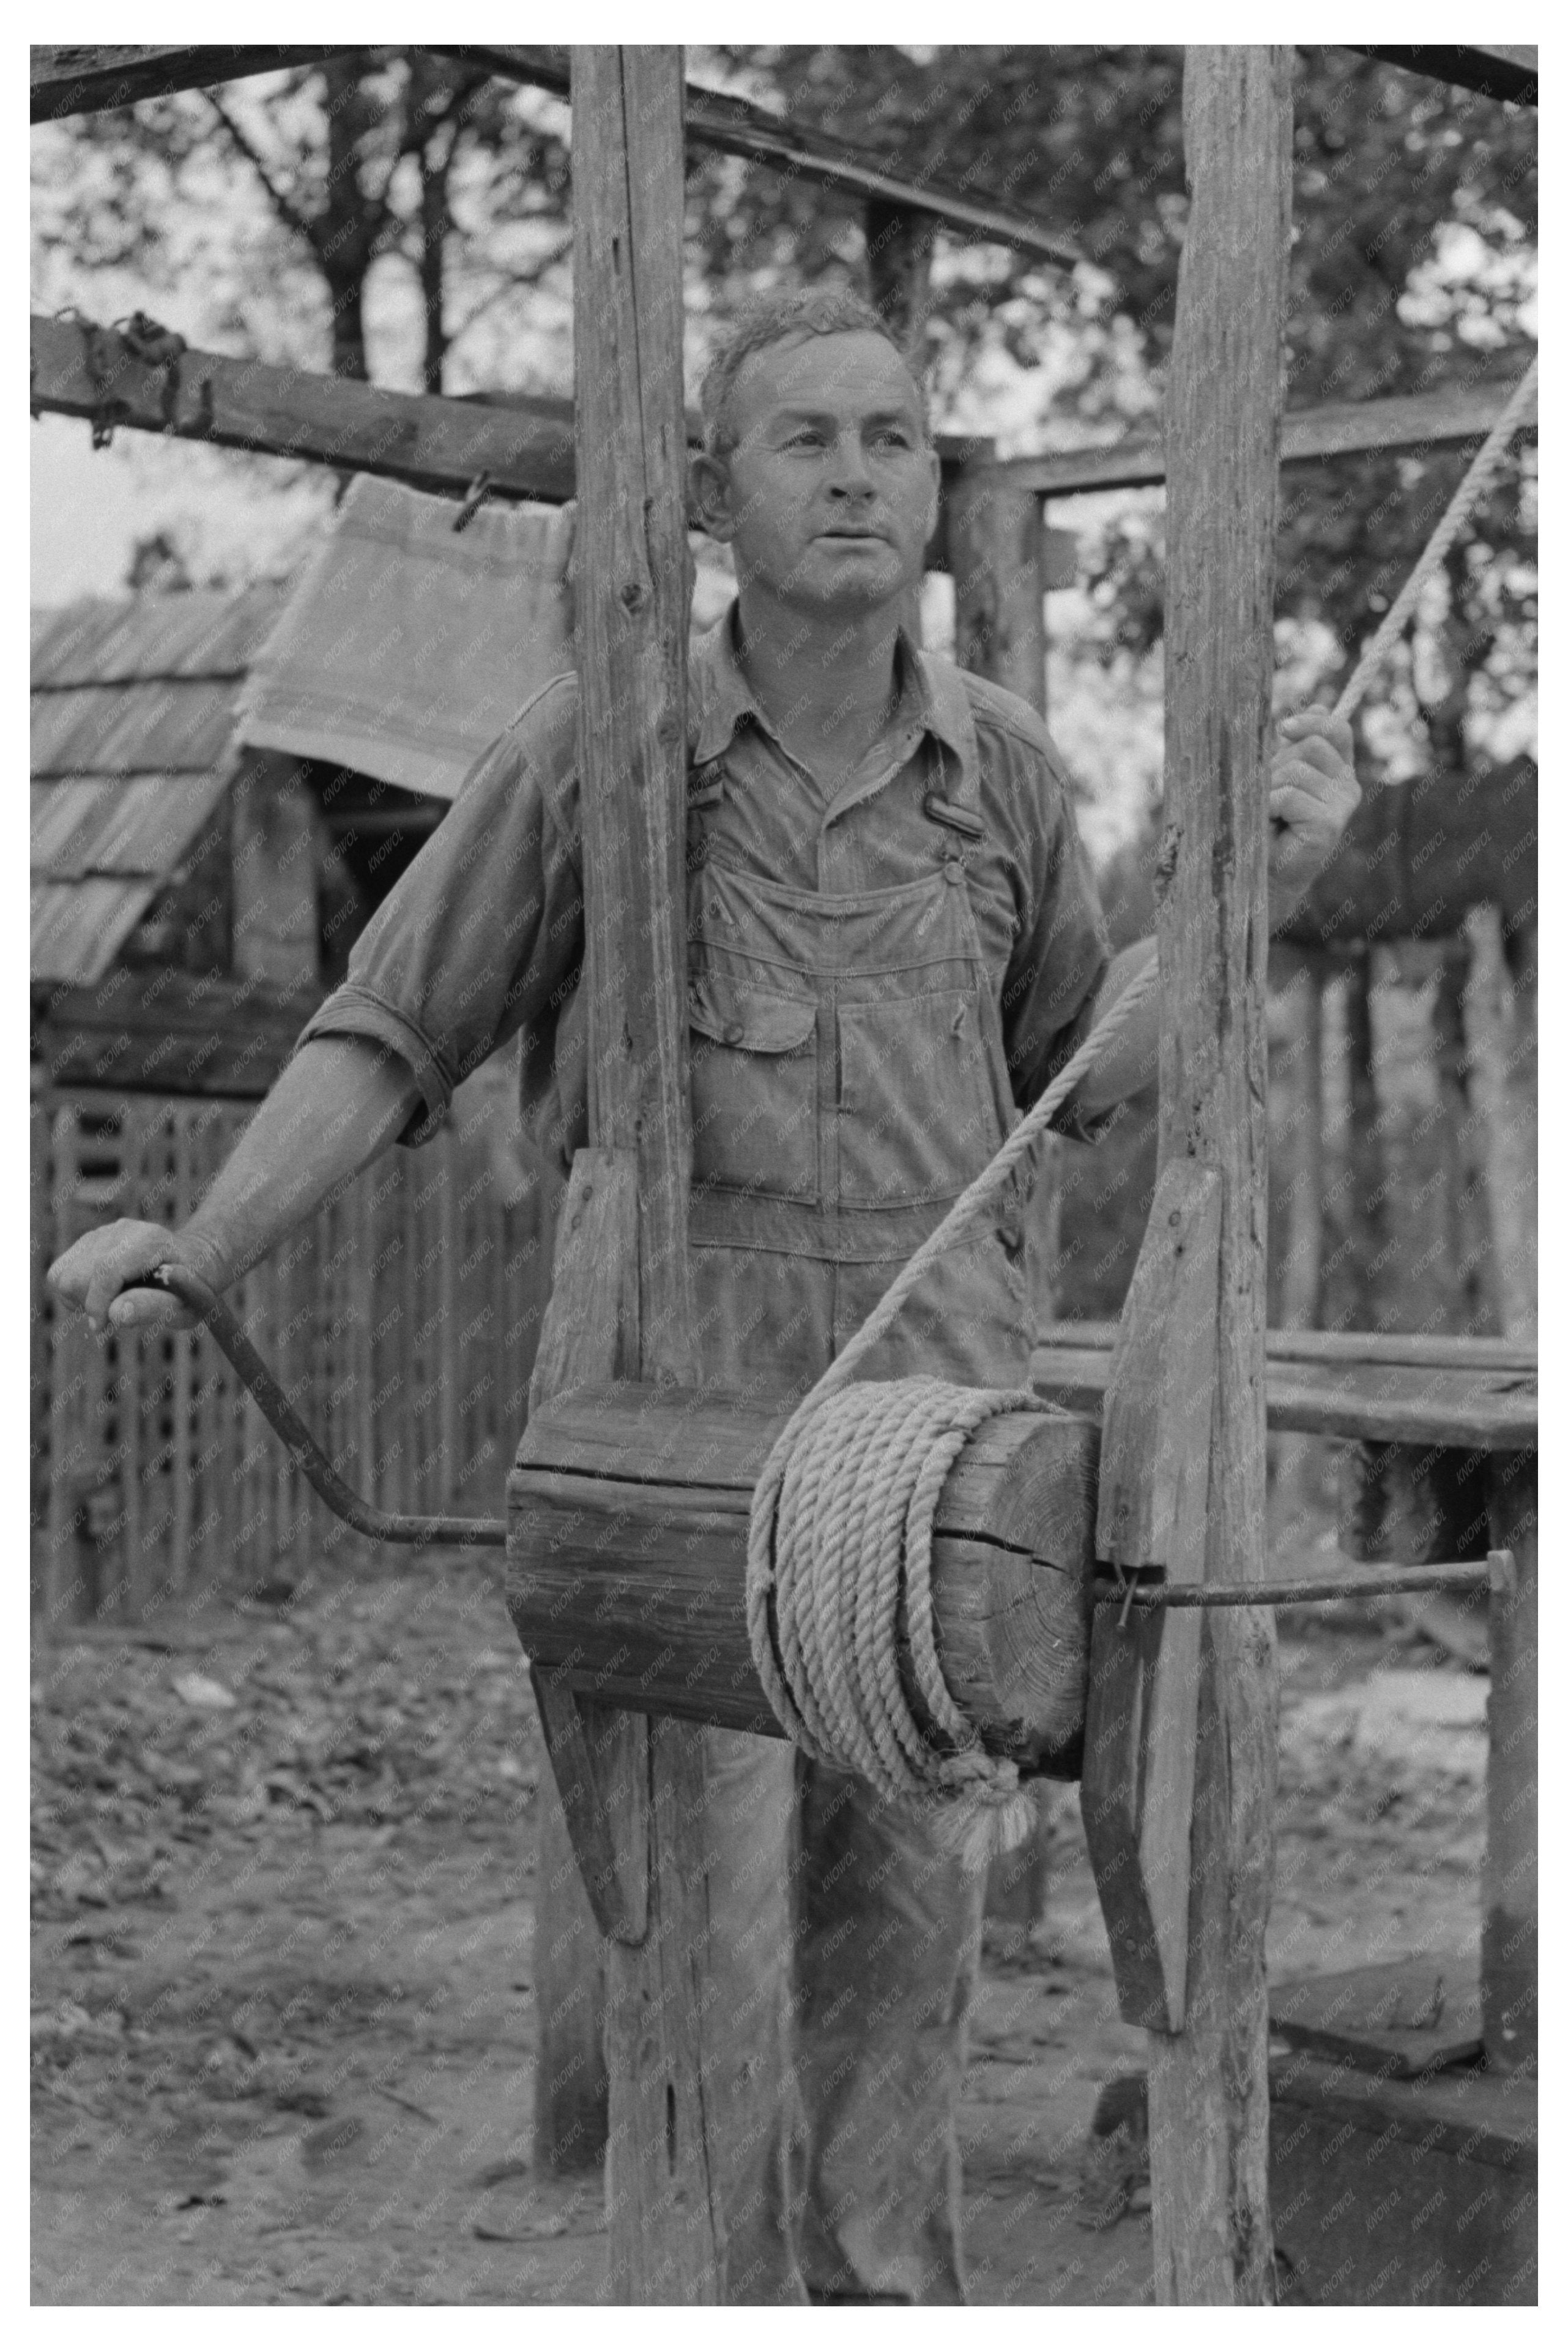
top-left (138, 1264), bottom-right (507, 1549)
top-left (1093, 1551), bottom-right (1516, 1626)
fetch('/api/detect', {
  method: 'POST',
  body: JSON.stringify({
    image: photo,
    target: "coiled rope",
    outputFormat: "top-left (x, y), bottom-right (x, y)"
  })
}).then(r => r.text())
top-left (745, 352), bottom-right (1536, 1867)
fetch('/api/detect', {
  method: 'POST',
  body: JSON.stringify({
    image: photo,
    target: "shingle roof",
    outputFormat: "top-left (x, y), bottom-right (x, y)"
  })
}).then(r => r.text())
top-left (30, 586), bottom-right (286, 986)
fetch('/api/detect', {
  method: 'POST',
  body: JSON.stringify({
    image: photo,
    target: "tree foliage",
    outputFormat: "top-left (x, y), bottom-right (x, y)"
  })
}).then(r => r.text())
top-left (31, 50), bottom-right (571, 390)
top-left (689, 45), bottom-right (1535, 761)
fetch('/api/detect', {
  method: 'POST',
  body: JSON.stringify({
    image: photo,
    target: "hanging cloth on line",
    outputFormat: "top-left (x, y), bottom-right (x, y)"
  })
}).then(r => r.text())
top-left (238, 475), bottom-right (576, 802)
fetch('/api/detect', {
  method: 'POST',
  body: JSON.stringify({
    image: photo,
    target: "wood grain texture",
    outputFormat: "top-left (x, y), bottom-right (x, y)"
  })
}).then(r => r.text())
top-left (1484, 1452), bottom-right (1536, 2072)
top-left (525, 1150), bottom-right (639, 1416)
top-left (949, 443), bottom-right (1066, 1979)
top-left (1269, 1955), bottom-right (1483, 2081)
top-left (1036, 1320), bottom-right (1536, 1373)
top-left (30, 315), bottom-right (578, 505)
top-left (949, 466), bottom-right (1047, 713)
top-left (531, 1760), bottom-right (612, 2175)
top-left (510, 1153), bottom-right (633, 2187)
top-left (567, 48), bottom-right (719, 2305)
top-left (1093, 1161), bottom-right (1222, 1575)
top-left (1031, 1343), bottom-right (1536, 1450)
top-left (1349, 43), bottom-right (1537, 106)
top-left (1269, 2051), bottom-right (1537, 2305)
top-left (29, 45), bottom-right (343, 119)
top-left (1083, 1160), bottom-right (1221, 2030)
top-left (510, 1388), bottom-right (1098, 1769)
top-left (1145, 46), bottom-right (1291, 2308)
top-left (992, 376), bottom-right (1539, 499)
top-left (530, 1664), bottom-right (645, 1944)
top-left (572, 52), bottom-right (696, 1385)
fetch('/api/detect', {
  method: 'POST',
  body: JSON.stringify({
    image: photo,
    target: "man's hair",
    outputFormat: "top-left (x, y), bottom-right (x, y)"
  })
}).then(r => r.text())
top-left (698, 286), bottom-right (926, 458)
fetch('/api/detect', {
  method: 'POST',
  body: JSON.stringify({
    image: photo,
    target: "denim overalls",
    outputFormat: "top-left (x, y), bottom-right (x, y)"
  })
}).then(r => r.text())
top-left (682, 702), bottom-right (1033, 2303)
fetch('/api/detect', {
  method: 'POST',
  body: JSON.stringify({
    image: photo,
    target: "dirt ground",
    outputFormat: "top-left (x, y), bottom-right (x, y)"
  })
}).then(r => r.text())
top-left (32, 1497), bottom-right (1487, 2307)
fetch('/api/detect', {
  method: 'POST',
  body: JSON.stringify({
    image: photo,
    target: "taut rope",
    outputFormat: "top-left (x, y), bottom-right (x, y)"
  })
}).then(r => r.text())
top-left (1331, 357), bottom-right (1537, 723)
top-left (745, 352), bottom-right (1537, 1864)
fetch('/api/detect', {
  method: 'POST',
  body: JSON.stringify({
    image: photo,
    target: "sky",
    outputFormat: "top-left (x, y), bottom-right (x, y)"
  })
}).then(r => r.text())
top-left (30, 417), bottom-right (336, 606)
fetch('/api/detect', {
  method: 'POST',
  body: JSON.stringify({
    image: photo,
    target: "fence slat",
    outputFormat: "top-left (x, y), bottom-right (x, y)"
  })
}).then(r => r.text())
top-left (31, 1101), bottom-right (55, 1602)
top-left (33, 1085), bottom-right (518, 1618)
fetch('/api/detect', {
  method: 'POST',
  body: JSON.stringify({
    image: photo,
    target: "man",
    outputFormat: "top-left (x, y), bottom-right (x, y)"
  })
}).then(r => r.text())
top-left (51, 287), bottom-right (1359, 2302)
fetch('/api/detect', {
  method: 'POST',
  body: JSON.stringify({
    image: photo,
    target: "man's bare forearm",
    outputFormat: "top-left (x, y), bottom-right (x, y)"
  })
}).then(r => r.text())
top-left (1071, 873), bottom-right (1309, 1124)
top-left (1071, 937), bottom-right (1161, 1120)
top-left (181, 1035), bottom-right (425, 1285)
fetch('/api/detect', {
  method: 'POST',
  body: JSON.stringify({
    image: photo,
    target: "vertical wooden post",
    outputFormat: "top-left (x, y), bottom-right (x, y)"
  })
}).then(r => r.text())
top-left (1487, 918), bottom-right (1537, 1344)
top-left (30, 1095), bottom-right (54, 1608)
top-left (949, 459), bottom-right (1047, 711)
top-left (229, 751), bottom-right (323, 988)
top-left (1481, 915), bottom-right (1536, 2073)
top-left (1148, 46), bottom-right (1291, 2304)
top-left (1036, 501), bottom-right (1053, 724)
top-left (1484, 1449), bottom-right (1537, 2071)
top-left (949, 452), bottom-right (1058, 1330)
top-left (868, 199), bottom-right (935, 645)
top-left (950, 452), bottom-right (1060, 1938)
top-left (1271, 948), bottom-right (1325, 1336)
top-left (1431, 938), bottom-right (1490, 1333)
top-left (532, 46), bottom-right (721, 2304)
top-left (866, 198), bottom-right (936, 351)
top-left (1343, 945), bottom-right (1386, 1325)
top-left (1269, 946), bottom-right (1325, 1527)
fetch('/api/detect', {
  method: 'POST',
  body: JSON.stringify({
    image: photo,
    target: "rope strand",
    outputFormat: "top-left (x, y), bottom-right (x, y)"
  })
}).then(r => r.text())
top-left (1332, 357), bottom-right (1536, 723)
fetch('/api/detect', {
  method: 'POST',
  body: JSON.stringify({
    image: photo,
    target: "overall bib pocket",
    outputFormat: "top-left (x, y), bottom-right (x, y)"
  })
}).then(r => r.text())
top-left (690, 971), bottom-right (819, 1202)
top-left (837, 987), bottom-right (1005, 1209)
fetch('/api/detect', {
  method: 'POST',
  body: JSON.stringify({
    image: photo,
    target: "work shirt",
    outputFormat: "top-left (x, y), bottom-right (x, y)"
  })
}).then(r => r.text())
top-left (295, 607), bottom-right (1112, 1382)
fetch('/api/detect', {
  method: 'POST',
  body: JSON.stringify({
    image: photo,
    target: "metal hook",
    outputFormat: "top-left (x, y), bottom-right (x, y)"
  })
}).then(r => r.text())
top-left (453, 471), bottom-right (492, 532)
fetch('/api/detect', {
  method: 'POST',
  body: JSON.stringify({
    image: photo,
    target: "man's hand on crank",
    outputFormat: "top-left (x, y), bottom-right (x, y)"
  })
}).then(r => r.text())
top-left (47, 1223), bottom-right (233, 1335)
top-left (1267, 704), bottom-right (1360, 921)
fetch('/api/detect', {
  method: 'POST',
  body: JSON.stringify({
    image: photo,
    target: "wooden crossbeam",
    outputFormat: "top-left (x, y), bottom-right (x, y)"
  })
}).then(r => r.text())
top-left (29, 41), bottom-right (1080, 266)
top-left (440, 46), bottom-right (1083, 264)
top-left (1031, 1332), bottom-right (1537, 1451)
top-left (990, 375), bottom-right (1539, 499)
top-left (29, 45), bottom-right (343, 120)
top-left (29, 313), bottom-right (579, 504)
top-left (34, 314), bottom-right (1532, 548)
top-left (1349, 43), bottom-right (1537, 107)
top-left (33, 41), bottom-right (1541, 132)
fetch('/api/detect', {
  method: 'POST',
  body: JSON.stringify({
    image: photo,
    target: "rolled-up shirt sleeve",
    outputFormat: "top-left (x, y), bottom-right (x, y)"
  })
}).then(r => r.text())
top-left (997, 731), bottom-right (1115, 1144)
top-left (293, 677), bottom-right (584, 1146)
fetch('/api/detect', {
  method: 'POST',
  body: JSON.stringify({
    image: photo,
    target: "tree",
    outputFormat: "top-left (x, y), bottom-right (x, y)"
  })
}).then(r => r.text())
top-left (31, 49), bottom-right (573, 391)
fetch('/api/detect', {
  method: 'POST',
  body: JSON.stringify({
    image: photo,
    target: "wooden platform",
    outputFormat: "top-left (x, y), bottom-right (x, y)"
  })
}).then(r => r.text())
top-left (1270, 1954), bottom-right (1483, 2081)
top-left (1269, 2049), bottom-right (1537, 2304)
top-left (1032, 1323), bottom-right (1537, 1453)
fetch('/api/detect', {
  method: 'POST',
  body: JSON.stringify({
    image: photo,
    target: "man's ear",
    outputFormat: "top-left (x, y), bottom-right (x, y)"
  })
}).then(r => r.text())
top-left (689, 450), bottom-right (736, 543)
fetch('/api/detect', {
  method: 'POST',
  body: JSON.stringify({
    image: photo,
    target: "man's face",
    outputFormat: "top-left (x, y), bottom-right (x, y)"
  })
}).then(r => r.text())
top-left (694, 329), bottom-right (940, 616)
